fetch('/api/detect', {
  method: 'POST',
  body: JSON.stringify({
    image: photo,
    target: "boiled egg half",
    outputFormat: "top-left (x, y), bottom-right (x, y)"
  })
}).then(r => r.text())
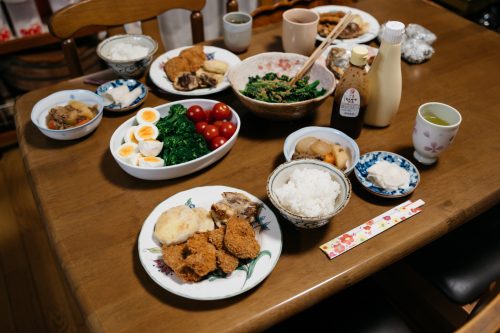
top-left (134, 123), bottom-right (159, 141)
top-left (124, 126), bottom-right (139, 144)
top-left (139, 139), bottom-right (163, 157)
top-left (139, 156), bottom-right (164, 168)
top-left (116, 142), bottom-right (139, 165)
top-left (136, 107), bottom-right (160, 125)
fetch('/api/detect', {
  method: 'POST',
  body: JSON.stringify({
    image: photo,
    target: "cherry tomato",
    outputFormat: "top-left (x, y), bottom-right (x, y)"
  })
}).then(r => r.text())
top-left (213, 120), bottom-right (227, 128)
top-left (212, 102), bottom-right (232, 121)
top-left (202, 125), bottom-right (219, 142)
top-left (210, 136), bottom-right (227, 150)
top-left (205, 109), bottom-right (214, 124)
top-left (219, 121), bottom-right (237, 139)
top-left (195, 121), bottom-right (208, 134)
top-left (187, 105), bottom-right (206, 123)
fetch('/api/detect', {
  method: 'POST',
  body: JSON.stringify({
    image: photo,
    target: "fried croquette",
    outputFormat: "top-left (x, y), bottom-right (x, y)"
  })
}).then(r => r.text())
top-left (162, 243), bottom-right (202, 282)
top-left (185, 233), bottom-right (217, 277)
top-left (164, 56), bottom-right (191, 81)
top-left (180, 45), bottom-right (206, 72)
top-left (224, 216), bottom-right (260, 259)
top-left (216, 249), bottom-right (239, 274)
top-left (207, 226), bottom-right (226, 249)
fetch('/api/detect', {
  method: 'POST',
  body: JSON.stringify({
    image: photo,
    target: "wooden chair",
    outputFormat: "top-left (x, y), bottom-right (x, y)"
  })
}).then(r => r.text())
top-left (49, 0), bottom-right (208, 78)
top-left (252, 0), bottom-right (355, 28)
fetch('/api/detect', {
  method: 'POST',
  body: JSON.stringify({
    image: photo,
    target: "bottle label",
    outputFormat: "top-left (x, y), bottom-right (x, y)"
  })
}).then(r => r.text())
top-left (339, 88), bottom-right (361, 118)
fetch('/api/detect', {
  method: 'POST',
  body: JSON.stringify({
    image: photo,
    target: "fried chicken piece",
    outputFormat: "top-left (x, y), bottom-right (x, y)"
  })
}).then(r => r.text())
top-left (162, 243), bottom-right (202, 282)
top-left (207, 226), bottom-right (226, 249)
top-left (164, 56), bottom-right (191, 81)
top-left (180, 45), bottom-right (206, 72)
top-left (216, 249), bottom-right (239, 274)
top-left (185, 233), bottom-right (217, 277)
top-left (211, 192), bottom-right (262, 226)
top-left (224, 216), bottom-right (260, 259)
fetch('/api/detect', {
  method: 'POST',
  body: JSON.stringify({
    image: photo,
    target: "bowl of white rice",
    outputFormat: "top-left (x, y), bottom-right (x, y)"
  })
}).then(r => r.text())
top-left (267, 159), bottom-right (351, 229)
top-left (97, 34), bottom-right (158, 79)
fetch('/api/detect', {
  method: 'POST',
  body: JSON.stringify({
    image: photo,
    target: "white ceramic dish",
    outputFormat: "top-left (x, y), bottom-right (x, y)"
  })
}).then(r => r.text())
top-left (31, 89), bottom-right (104, 140)
top-left (109, 99), bottom-right (240, 180)
top-left (149, 46), bottom-right (241, 96)
top-left (283, 126), bottom-right (360, 175)
top-left (312, 5), bottom-right (380, 44)
top-left (96, 79), bottom-right (147, 112)
top-left (267, 160), bottom-right (351, 229)
top-left (354, 151), bottom-right (420, 198)
top-left (138, 185), bottom-right (282, 300)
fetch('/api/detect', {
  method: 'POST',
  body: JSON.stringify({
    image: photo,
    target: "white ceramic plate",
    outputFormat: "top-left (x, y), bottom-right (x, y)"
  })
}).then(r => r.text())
top-left (149, 46), bottom-right (241, 96)
top-left (312, 5), bottom-right (380, 44)
top-left (138, 186), bottom-right (282, 300)
top-left (354, 151), bottom-right (420, 198)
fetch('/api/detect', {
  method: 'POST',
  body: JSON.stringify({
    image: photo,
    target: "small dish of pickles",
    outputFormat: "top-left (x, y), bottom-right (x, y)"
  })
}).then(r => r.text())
top-left (283, 126), bottom-right (359, 175)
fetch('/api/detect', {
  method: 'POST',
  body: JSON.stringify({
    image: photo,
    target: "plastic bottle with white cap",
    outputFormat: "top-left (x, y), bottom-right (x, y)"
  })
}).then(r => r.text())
top-left (364, 21), bottom-right (405, 127)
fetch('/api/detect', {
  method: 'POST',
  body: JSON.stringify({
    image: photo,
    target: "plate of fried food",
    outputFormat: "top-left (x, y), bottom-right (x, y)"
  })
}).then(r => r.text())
top-left (149, 45), bottom-right (241, 96)
top-left (313, 5), bottom-right (380, 44)
top-left (138, 186), bottom-right (282, 300)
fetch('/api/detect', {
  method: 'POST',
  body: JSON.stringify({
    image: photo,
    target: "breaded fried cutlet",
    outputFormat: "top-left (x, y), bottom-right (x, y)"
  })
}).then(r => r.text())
top-left (224, 216), bottom-right (260, 259)
top-left (185, 233), bottom-right (217, 277)
top-left (180, 45), bottom-right (206, 72)
top-left (164, 56), bottom-right (191, 82)
top-left (207, 226), bottom-right (226, 249)
top-left (216, 249), bottom-right (239, 274)
top-left (162, 243), bottom-right (202, 282)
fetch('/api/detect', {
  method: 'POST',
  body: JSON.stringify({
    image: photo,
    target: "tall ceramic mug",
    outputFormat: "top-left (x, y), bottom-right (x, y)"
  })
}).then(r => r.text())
top-left (282, 8), bottom-right (319, 55)
top-left (412, 102), bottom-right (462, 165)
top-left (223, 12), bottom-right (252, 53)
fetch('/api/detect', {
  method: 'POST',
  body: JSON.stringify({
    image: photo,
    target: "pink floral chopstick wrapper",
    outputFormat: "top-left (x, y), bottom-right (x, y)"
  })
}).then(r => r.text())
top-left (320, 199), bottom-right (425, 259)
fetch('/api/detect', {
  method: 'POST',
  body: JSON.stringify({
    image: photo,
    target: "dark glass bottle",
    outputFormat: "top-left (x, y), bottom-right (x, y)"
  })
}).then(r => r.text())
top-left (330, 45), bottom-right (369, 139)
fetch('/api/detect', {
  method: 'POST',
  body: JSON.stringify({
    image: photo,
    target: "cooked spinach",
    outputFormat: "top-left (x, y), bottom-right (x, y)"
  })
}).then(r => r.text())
top-left (241, 72), bottom-right (326, 103)
top-left (156, 104), bottom-right (210, 166)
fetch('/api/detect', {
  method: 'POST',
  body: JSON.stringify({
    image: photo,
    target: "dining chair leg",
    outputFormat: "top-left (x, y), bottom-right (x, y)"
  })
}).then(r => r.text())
top-left (62, 38), bottom-right (84, 78)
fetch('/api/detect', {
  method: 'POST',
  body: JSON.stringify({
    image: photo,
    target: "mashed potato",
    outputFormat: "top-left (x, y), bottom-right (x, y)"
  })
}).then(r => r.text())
top-left (274, 168), bottom-right (340, 217)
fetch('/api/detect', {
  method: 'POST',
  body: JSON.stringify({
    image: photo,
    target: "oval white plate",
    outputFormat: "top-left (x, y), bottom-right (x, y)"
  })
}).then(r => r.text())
top-left (138, 186), bottom-right (282, 300)
top-left (149, 46), bottom-right (241, 96)
top-left (312, 5), bottom-right (380, 44)
top-left (96, 79), bottom-right (147, 112)
top-left (354, 151), bottom-right (420, 198)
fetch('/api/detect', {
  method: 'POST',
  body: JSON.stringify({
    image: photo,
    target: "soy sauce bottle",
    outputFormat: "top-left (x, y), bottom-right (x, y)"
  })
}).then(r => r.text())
top-left (330, 45), bottom-right (369, 139)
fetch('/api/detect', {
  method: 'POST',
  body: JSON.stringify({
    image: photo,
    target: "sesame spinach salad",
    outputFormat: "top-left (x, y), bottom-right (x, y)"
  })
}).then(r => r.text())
top-left (241, 72), bottom-right (326, 103)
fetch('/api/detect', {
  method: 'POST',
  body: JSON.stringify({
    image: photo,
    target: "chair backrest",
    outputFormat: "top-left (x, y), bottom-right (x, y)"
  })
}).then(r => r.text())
top-left (49, 0), bottom-right (207, 78)
top-left (252, 0), bottom-right (354, 28)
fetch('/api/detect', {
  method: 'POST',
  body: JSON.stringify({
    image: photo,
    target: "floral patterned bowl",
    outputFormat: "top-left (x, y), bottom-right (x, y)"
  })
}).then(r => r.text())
top-left (227, 52), bottom-right (336, 120)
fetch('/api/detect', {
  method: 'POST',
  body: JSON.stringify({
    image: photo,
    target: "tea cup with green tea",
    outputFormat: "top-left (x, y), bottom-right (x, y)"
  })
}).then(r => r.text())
top-left (412, 102), bottom-right (462, 165)
top-left (223, 12), bottom-right (252, 53)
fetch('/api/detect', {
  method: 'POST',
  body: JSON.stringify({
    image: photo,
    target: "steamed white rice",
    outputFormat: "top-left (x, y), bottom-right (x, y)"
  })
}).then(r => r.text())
top-left (106, 42), bottom-right (149, 61)
top-left (274, 168), bottom-right (340, 217)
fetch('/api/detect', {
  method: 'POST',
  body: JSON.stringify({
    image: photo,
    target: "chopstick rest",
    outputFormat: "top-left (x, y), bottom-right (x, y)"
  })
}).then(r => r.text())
top-left (320, 199), bottom-right (425, 259)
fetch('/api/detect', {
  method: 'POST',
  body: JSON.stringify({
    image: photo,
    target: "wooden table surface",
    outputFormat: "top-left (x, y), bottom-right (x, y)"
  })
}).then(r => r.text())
top-left (14, 0), bottom-right (500, 332)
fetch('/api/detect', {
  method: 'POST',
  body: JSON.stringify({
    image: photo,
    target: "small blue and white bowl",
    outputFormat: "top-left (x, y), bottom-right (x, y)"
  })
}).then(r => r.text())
top-left (97, 34), bottom-right (158, 79)
top-left (96, 79), bottom-right (147, 112)
top-left (31, 89), bottom-right (104, 140)
top-left (267, 159), bottom-right (352, 229)
top-left (354, 151), bottom-right (420, 198)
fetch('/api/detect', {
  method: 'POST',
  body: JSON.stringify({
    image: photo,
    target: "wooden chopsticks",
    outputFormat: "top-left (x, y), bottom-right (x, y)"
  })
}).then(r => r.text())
top-left (290, 11), bottom-right (355, 86)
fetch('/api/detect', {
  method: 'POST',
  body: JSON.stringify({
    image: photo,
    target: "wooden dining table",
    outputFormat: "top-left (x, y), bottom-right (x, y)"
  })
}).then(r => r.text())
top-left (14, 0), bottom-right (500, 332)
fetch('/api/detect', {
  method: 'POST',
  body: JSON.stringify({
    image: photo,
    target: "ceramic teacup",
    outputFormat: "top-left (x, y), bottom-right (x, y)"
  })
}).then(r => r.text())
top-left (282, 8), bottom-right (319, 56)
top-left (223, 11), bottom-right (252, 53)
top-left (412, 102), bottom-right (462, 165)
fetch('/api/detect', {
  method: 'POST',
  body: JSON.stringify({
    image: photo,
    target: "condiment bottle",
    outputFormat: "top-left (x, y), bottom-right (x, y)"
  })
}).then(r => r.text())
top-left (330, 45), bottom-right (369, 139)
top-left (364, 21), bottom-right (405, 127)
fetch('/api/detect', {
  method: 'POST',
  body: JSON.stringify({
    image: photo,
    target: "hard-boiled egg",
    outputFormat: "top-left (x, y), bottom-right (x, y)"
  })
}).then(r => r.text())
top-left (136, 107), bottom-right (160, 125)
top-left (139, 139), bottom-right (163, 157)
top-left (124, 126), bottom-right (139, 144)
top-left (134, 123), bottom-right (159, 141)
top-left (116, 143), bottom-right (139, 165)
top-left (138, 156), bottom-right (164, 168)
